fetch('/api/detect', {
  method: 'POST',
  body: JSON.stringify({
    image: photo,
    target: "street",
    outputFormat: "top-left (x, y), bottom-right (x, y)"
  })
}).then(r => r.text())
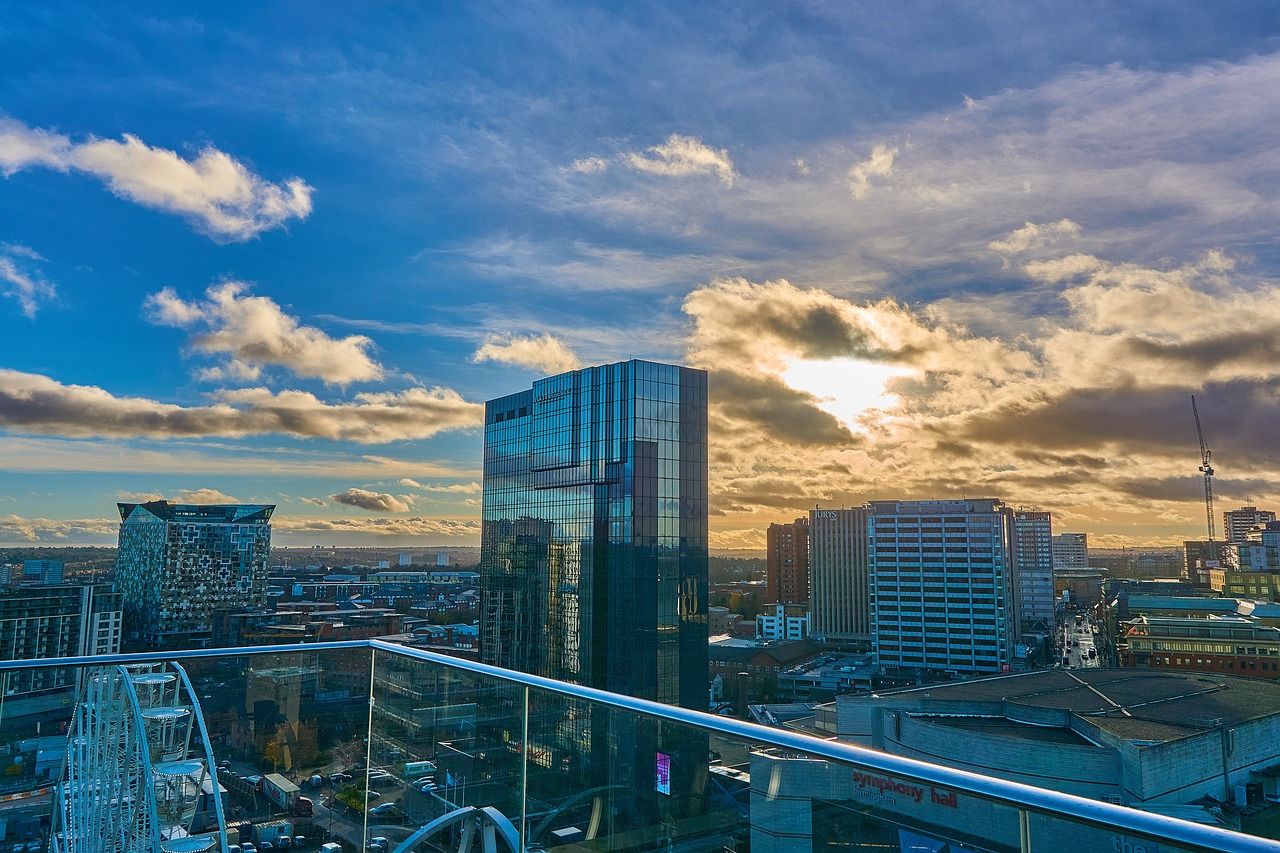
top-left (1061, 614), bottom-right (1101, 669)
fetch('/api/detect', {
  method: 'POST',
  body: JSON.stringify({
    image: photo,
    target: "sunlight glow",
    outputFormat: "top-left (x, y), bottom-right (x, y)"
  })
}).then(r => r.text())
top-left (781, 357), bottom-right (914, 432)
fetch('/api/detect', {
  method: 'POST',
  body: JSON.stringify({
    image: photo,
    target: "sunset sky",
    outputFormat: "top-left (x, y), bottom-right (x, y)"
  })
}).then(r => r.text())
top-left (2, 2), bottom-right (1279, 548)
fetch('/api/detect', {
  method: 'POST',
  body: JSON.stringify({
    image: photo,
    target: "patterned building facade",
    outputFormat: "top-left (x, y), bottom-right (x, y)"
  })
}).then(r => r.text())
top-left (115, 501), bottom-right (273, 649)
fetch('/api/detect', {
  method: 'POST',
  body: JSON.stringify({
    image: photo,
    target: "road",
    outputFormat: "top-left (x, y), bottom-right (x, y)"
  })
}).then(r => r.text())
top-left (1061, 615), bottom-right (1101, 669)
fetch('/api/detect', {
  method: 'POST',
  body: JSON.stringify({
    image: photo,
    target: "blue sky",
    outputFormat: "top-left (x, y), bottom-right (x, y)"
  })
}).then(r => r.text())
top-left (2, 2), bottom-right (1279, 547)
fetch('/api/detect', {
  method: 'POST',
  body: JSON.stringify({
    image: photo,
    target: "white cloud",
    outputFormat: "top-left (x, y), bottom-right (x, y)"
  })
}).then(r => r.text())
top-left (566, 156), bottom-right (609, 173)
top-left (0, 119), bottom-right (312, 241)
top-left (847, 143), bottom-right (898, 200)
top-left (0, 369), bottom-right (483, 444)
top-left (299, 496), bottom-right (328, 507)
top-left (0, 513), bottom-right (118, 544)
top-left (174, 487), bottom-right (240, 504)
top-left (271, 515), bottom-right (481, 540)
top-left (0, 244), bottom-right (55, 318)
top-left (145, 282), bottom-right (383, 385)
top-left (112, 487), bottom-right (241, 505)
top-left (329, 487), bottom-right (412, 513)
top-left (623, 134), bottom-right (737, 187)
top-left (472, 333), bottom-right (581, 375)
top-left (398, 478), bottom-right (481, 494)
top-left (988, 219), bottom-right (1082, 255)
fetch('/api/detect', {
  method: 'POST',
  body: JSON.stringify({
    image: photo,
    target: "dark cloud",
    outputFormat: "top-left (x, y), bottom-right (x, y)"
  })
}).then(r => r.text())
top-left (0, 369), bottom-right (483, 443)
top-left (329, 488), bottom-right (411, 513)
top-left (710, 369), bottom-right (856, 446)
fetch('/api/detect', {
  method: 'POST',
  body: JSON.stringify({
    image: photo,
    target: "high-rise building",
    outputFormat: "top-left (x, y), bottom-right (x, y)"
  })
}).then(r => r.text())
top-left (808, 508), bottom-right (872, 648)
top-left (1012, 510), bottom-right (1055, 638)
top-left (869, 499), bottom-right (1015, 676)
top-left (115, 500), bottom-right (273, 649)
top-left (0, 583), bottom-right (121, 714)
top-left (1051, 532), bottom-right (1089, 569)
top-left (1224, 506), bottom-right (1277, 545)
top-left (766, 517), bottom-right (810, 605)
top-left (480, 359), bottom-right (708, 707)
top-left (1237, 520), bottom-right (1280, 573)
top-left (23, 559), bottom-right (64, 584)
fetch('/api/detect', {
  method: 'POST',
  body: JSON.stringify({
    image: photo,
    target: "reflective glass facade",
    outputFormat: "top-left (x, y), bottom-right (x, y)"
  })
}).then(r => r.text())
top-left (115, 501), bottom-right (273, 649)
top-left (480, 359), bottom-right (708, 710)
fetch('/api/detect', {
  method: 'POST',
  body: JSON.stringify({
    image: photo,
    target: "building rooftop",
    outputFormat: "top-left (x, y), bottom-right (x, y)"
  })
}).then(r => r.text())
top-left (870, 669), bottom-right (1280, 743)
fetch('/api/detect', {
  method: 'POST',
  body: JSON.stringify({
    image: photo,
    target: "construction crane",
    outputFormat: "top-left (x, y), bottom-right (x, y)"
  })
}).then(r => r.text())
top-left (1191, 395), bottom-right (1215, 545)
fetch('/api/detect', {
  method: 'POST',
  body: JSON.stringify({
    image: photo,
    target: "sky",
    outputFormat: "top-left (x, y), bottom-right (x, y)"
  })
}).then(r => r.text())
top-left (2, 1), bottom-right (1280, 549)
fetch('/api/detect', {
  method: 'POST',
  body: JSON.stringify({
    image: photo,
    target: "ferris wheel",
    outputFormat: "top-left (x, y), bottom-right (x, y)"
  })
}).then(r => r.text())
top-left (55, 661), bottom-right (227, 853)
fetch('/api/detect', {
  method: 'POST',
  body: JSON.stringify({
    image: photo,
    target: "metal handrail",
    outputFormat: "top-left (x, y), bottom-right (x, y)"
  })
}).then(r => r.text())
top-left (4, 639), bottom-right (1278, 852)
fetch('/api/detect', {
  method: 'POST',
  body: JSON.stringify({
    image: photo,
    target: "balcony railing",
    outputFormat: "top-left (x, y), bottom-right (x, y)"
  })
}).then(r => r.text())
top-left (1, 639), bottom-right (1277, 853)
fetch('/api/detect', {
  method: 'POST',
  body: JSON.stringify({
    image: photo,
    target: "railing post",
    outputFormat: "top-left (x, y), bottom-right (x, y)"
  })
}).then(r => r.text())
top-left (521, 684), bottom-right (530, 853)
top-left (364, 645), bottom-right (377, 853)
top-left (1019, 808), bottom-right (1032, 853)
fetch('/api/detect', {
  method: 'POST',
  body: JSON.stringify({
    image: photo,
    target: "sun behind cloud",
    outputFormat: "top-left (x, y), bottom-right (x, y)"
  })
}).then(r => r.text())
top-left (780, 357), bottom-right (915, 433)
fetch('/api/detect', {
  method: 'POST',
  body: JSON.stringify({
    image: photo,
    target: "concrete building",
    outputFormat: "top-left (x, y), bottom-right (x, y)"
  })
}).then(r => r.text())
top-left (0, 583), bottom-right (122, 716)
top-left (756, 602), bottom-right (809, 640)
top-left (1012, 510), bottom-right (1055, 639)
top-left (766, 517), bottom-right (810, 606)
top-left (832, 669), bottom-right (1280, 812)
top-left (868, 499), bottom-right (1016, 676)
top-left (1051, 532), bottom-right (1089, 569)
top-left (1185, 539), bottom-right (1234, 583)
top-left (808, 507), bottom-right (871, 648)
top-left (1120, 614), bottom-right (1280, 679)
top-left (22, 559), bottom-right (64, 584)
top-left (114, 500), bottom-right (273, 649)
top-left (1225, 506), bottom-right (1277, 545)
top-left (1237, 520), bottom-right (1280, 573)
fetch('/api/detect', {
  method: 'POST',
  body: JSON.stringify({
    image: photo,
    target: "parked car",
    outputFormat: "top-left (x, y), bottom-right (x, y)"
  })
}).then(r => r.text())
top-left (366, 769), bottom-right (394, 782)
top-left (369, 803), bottom-right (400, 817)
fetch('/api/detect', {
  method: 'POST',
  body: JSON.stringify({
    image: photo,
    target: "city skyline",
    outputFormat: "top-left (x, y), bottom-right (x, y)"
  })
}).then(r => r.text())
top-left (3, 4), bottom-right (1280, 548)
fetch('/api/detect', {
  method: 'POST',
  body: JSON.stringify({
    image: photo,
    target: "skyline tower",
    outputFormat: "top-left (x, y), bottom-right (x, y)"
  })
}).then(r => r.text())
top-left (868, 499), bottom-right (1016, 676)
top-left (808, 507), bottom-right (872, 648)
top-left (766, 516), bottom-right (810, 606)
top-left (479, 358), bottom-right (708, 709)
top-left (1224, 506), bottom-right (1277, 545)
top-left (115, 500), bottom-right (273, 650)
top-left (1012, 510), bottom-right (1055, 639)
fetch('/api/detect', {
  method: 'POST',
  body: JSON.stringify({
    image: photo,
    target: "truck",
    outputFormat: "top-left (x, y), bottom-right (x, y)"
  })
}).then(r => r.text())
top-left (262, 773), bottom-right (313, 817)
top-left (253, 819), bottom-right (292, 846)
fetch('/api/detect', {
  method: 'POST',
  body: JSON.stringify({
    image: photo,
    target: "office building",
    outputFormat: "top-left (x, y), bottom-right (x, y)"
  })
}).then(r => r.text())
top-left (1051, 532), bottom-right (1089, 569)
top-left (1012, 510), bottom-right (1055, 638)
top-left (114, 500), bottom-right (273, 649)
top-left (0, 583), bottom-right (121, 715)
top-left (1236, 519), bottom-right (1280, 573)
top-left (23, 559), bottom-right (64, 584)
top-left (808, 507), bottom-right (872, 648)
top-left (1225, 506), bottom-right (1277, 545)
top-left (480, 359), bottom-right (708, 707)
top-left (766, 517), bottom-right (810, 605)
top-left (1184, 539), bottom-right (1234, 583)
top-left (756, 602), bottom-right (809, 640)
top-left (869, 499), bottom-right (1015, 676)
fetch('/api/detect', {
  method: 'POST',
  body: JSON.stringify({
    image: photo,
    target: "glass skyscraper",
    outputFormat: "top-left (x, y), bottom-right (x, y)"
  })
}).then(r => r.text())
top-left (480, 359), bottom-right (709, 710)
